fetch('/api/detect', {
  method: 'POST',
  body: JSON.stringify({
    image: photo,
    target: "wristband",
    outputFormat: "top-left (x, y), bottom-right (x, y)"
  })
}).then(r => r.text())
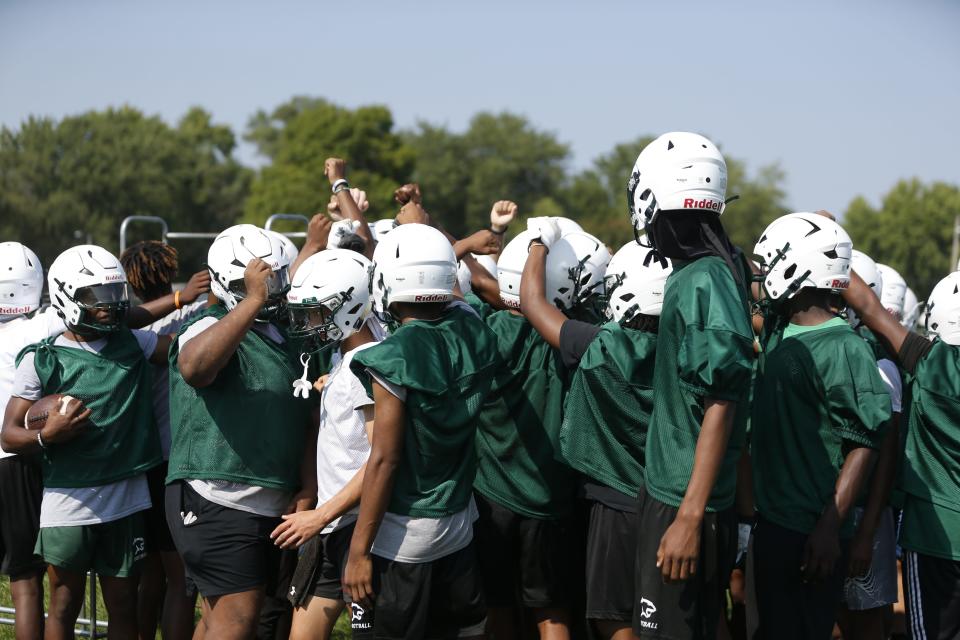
top-left (489, 225), bottom-right (506, 235)
top-left (331, 179), bottom-right (350, 194)
top-left (37, 431), bottom-right (47, 449)
top-left (174, 290), bottom-right (182, 310)
top-left (527, 239), bottom-right (548, 253)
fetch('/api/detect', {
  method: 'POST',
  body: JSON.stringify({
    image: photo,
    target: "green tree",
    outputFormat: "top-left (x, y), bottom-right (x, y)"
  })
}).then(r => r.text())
top-left (844, 179), bottom-right (960, 298)
top-left (406, 112), bottom-right (569, 237)
top-left (0, 106), bottom-right (251, 273)
top-left (243, 97), bottom-right (414, 229)
top-left (557, 136), bottom-right (788, 251)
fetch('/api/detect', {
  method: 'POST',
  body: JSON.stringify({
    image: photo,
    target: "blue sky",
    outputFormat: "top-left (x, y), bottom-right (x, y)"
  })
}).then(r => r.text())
top-left (1, 0), bottom-right (958, 216)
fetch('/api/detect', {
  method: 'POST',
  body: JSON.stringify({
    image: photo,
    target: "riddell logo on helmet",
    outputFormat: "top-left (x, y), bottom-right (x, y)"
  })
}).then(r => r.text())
top-left (414, 294), bottom-right (449, 302)
top-left (831, 279), bottom-right (849, 289)
top-left (683, 198), bottom-right (723, 211)
top-left (104, 273), bottom-right (124, 282)
top-left (0, 305), bottom-right (32, 314)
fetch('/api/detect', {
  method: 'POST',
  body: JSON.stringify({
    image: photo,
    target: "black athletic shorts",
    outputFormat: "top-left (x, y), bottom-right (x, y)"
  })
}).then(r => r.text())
top-left (473, 492), bottom-right (571, 608)
top-left (368, 541), bottom-right (486, 639)
top-left (753, 517), bottom-right (849, 640)
top-left (0, 455), bottom-right (44, 578)
top-left (585, 498), bottom-right (637, 621)
top-left (633, 486), bottom-right (736, 640)
top-left (144, 463), bottom-right (175, 553)
top-left (165, 480), bottom-right (282, 598)
top-left (904, 550), bottom-right (960, 640)
top-left (288, 521), bottom-right (354, 605)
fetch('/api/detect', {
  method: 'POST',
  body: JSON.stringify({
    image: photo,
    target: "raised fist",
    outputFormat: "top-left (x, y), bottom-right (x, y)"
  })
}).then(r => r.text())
top-left (490, 200), bottom-right (518, 232)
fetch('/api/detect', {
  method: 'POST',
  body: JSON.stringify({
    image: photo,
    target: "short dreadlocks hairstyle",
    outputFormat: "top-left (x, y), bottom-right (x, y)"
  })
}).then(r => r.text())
top-left (120, 241), bottom-right (178, 302)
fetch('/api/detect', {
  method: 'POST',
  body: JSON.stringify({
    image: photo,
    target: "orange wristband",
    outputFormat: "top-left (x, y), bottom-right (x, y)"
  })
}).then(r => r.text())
top-left (174, 290), bottom-right (182, 310)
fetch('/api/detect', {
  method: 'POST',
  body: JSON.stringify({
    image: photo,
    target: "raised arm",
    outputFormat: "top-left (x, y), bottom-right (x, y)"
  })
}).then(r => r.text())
top-left (843, 270), bottom-right (908, 356)
top-left (290, 214), bottom-right (332, 277)
top-left (325, 158), bottom-right (375, 260)
top-left (519, 218), bottom-right (566, 349)
top-left (126, 271), bottom-right (211, 328)
top-left (178, 259), bottom-right (271, 388)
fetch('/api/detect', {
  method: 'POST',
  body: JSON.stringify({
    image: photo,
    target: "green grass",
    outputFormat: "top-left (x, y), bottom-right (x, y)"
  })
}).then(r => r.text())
top-left (1, 576), bottom-right (352, 639)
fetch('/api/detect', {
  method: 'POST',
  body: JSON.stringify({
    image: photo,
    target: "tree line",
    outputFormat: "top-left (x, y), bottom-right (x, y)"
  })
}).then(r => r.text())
top-left (1, 97), bottom-right (957, 298)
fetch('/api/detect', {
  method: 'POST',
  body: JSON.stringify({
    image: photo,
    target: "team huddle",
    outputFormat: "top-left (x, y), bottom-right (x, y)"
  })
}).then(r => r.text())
top-left (0, 133), bottom-right (958, 640)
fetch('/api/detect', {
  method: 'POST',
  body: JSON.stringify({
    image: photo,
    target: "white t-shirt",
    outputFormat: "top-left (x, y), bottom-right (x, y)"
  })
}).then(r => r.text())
top-left (12, 330), bottom-right (158, 527)
top-left (0, 309), bottom-right (67, 458)
top-left (178, 316), bottom-right (291, 517)
top-left (144, 300), bottom-right (206, 459)
top-left (877, 358), bottom-right (903, 413)
top-left (316, 342), bottom-right (377, 534)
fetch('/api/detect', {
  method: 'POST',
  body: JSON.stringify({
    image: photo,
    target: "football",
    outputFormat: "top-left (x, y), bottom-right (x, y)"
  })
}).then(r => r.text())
top-left (24, 394), bottom-right (78, 431)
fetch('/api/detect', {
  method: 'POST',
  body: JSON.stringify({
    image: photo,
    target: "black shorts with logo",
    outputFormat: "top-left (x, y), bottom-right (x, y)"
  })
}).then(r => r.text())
top-left (165, 480), bottom-right (282, 598)
top-left (368, 542), bottom-right (486, 640)
top-left (473, 492), bottom-right (572, 608)
top-left (633, 486), bottom-right (736, 640)
top-left (0, 455), bottom-right (44, 578)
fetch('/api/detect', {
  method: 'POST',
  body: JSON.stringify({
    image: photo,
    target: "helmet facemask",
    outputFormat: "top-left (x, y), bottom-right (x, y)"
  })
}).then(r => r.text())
top-left (63, 281), bottom-right (130, 334)
top-left (288, 292), bottom-right (349, 354)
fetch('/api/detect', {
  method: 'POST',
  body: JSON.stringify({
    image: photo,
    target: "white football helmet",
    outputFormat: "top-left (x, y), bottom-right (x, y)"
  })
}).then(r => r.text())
top-left (925, 272), bottom-right (960, 345)
top-left (0, 242), bottom-right (44, 316)
top-left (207, 224), bottom-right (292, 321)
top-left (532, 233), bottom-right (609, 313)
top-left (848, 250), bottom-right (883, 329)
top-left (876, 264), bottom-right (907, 320)
top-left (555, 217), bottom-right (584, 237)
top-left (604, 240), bottom-right (673, 323)
top-left (497, 230), bottom-right (535, 309)
top-left (627, 132), bottom-right (728, 240)
top-left (266, 230), bottom-right (300, 264)
top-left (287, 249), bottom-right (372, 348)
top-left (902, 287), bottom-right (922, 330)
top-left (371, 223), bottom-right (457, 322)
top-left (457, 260), bottom-right (473, 295)
top-left (48, 245), bottom-right (129, 332)
top-left (369, 219), bottom-right (397, 243)
top-left (754, 212), bottom-right (852, 301)
top-left (475, 254), bottom-right (497, 278)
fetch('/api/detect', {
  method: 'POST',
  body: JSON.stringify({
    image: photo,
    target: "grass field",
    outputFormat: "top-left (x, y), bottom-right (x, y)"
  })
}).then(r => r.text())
top-left (0, 575), bottom-right (352, 639)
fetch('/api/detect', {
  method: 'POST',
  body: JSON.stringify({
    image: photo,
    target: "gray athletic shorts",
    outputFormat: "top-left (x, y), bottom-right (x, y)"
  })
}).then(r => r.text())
top-left (842, 507), bottom-right (898, 610)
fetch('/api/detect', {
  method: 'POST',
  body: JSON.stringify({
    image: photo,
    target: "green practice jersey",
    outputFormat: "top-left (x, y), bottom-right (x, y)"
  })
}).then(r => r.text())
top-left (474, 311), bottom-right (576, 518)
top-left (561, 321), bottom-right (657, 497)
top-left (351, 305), bottom-right (503, 518)
top-left (899, 339), bottom-right (960, 560)
top-left (644, 255), bottom-right (755, 511)
top-left (753, 318), bottom-right (891, 536)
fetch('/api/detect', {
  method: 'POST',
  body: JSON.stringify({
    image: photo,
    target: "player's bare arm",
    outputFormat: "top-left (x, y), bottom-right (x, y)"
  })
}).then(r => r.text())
top-left (178, 258), bottom-right (272, 387)
top-left (658, 397), bottom-right (736, 583)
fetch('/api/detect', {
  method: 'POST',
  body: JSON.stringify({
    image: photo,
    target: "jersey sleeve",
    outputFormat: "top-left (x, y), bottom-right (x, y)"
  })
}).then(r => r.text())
top-left (825, 340), bottom-right (893, 448)
top-left (131, 329), bottom-right (159, 359)
top-left (898, 331), bottom-right (934, 374)
top-left (877, 358), bottom-right (903, 413)
top-left (558, 320), bottom-right (602, 369)
top-left (675, 265), bottom-right (755, 400)
top-left (11, 353), bottom-right (42, 401)
top-left (177, 316), bottom-right (219, 352)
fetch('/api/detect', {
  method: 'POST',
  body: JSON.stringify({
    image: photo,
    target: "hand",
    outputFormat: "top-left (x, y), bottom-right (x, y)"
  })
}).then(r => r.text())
top-left (396, 201), bottom-right (431, 226)
top-left (243, 259), bottom-right (273, 305)
top-left (847, 528), bottom-right (874, 578)
top-left (328, 220), bottom-right (362, 249)
top-left (270, 509), bottom-right (328, 549)
top-left (326, 195), bottom-right (344, 221)
top-left (458, 230), bottom-right (502, 256)
top-left (343, 550), bottom-right (374, 608)
top-left (313, 374), bottom-right (330, 393)
top-left (393, 183), bottom-right (422, 205)
top-left (815, 209), bottom-right (837, 221)
top-left (526, 217), bottom-right (561, 249)
top-left (489, 200), bottom-right (518, 232)
top-left (324, 158), bottom-right (347, 185)
top-left (306, 213), bottom-right (333, 249)
top-left (657, 512), bottom-right (702, 582)
top-left (802, 509), bottom-right (841, 583)
top-left (39, 397), bottom-right (92, 445)
top-left (327, 188), bottom-right (370, 222)
top-left (729, 568), bottom-right (746, 605)
top-left (180, 271), bottom-right (212, 305)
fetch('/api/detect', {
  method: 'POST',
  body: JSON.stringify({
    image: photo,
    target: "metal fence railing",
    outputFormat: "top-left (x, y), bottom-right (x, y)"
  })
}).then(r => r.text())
top-left (1, 572), bottom-right (107, 637)
top-left (119, 214), bottom-right (310, 254)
